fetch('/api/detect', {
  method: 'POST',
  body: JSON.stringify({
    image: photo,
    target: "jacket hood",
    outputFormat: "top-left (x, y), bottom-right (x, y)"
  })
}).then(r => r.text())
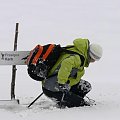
top-left (73, 38), bottom-right (90, 67)
top-left (73, 38), bottom-right (89, 57)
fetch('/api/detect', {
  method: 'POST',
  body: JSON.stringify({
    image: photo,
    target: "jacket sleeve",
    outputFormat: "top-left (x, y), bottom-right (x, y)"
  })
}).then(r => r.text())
top-left (57, 55), bottom-right (81, 84)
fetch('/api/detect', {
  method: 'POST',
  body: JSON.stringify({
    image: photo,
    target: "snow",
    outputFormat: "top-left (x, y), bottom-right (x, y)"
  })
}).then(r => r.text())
top-left (0, 0), bottom-right (120, 119)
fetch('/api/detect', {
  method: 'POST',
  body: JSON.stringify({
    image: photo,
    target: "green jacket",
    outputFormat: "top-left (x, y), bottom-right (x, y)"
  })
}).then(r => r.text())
top-left (48, 38), bottom-right (90, 87)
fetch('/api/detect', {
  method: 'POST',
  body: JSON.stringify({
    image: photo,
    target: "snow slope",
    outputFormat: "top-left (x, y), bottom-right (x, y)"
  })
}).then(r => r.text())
top-left (0, 0), bottom-right (120, 120)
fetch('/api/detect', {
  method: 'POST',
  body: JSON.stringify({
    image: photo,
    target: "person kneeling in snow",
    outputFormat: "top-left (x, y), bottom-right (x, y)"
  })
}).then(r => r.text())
top-left (42, 38), bottom-right (103, 108)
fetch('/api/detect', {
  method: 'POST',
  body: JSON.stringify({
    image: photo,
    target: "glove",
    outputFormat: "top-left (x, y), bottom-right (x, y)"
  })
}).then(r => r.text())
top-left (58, 83), bottom-right (70, 93)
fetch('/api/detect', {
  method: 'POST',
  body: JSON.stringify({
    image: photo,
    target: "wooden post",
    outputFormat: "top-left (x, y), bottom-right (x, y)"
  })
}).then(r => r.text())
top-left (11, 23), bottom-right (19, 100)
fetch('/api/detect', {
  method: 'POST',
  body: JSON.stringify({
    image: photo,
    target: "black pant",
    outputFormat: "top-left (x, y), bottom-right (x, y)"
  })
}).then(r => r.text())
top-left (42, 80), bottom-right (92, 107)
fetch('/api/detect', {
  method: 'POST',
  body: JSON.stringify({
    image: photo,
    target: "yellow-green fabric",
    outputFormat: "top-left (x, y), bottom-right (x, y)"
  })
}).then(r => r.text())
top-left (47, 38), bottom-right (90, 87)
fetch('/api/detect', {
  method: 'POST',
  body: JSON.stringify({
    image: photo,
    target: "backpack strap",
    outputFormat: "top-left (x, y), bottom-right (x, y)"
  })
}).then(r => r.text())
top-left (61, 46), bottom-right (85, 67)
top-left (25, 45), bottom-right (43, 65)
top-left (42, 44), bottom-right (55, 60)
top-left (32, 45), bottom-right (43, 65)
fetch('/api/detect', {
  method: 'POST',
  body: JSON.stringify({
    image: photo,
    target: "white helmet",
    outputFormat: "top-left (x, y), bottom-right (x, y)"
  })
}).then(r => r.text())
top-left (89, 43), bottom-right (103, 61)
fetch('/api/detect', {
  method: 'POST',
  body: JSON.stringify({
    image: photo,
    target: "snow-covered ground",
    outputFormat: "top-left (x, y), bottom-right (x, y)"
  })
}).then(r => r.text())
top-left (0, 0), bottom-right (120, 120)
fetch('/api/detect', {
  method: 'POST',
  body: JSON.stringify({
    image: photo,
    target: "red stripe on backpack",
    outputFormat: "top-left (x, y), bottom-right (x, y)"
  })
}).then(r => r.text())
top-left (32, 45), bottom-right (43, 65)
top-left (42, 44), bottom-right (55, 60)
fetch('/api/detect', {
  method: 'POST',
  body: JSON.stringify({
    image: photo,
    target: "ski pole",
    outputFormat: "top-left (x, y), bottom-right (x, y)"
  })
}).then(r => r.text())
top-left (28, 92), bottom-right (43, 108)
top-left (60, 92), bottom-right (65, 108)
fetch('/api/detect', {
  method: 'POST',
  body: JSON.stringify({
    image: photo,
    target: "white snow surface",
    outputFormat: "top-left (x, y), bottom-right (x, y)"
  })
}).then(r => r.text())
top-left (0, 0), bottom-right (120, 120)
